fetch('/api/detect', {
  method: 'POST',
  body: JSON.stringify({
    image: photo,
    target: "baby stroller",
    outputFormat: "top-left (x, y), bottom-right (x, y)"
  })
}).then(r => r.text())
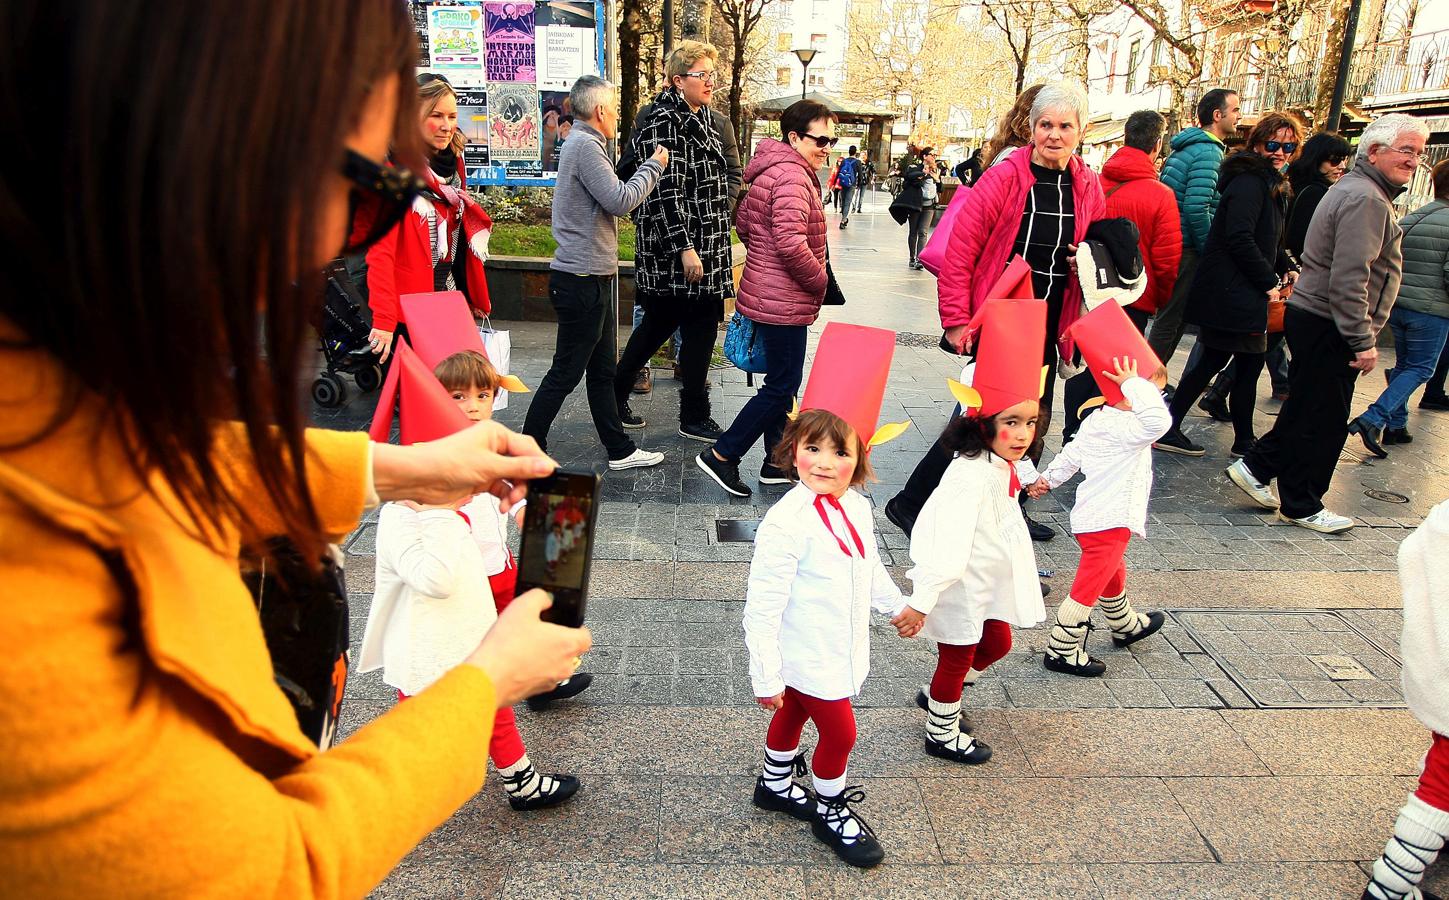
top-left (314, 260), bottom-right (383, 408)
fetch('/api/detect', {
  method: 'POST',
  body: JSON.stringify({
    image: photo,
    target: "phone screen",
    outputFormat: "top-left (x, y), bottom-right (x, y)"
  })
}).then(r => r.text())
top-left (515, 469), bottom-right (601, 628)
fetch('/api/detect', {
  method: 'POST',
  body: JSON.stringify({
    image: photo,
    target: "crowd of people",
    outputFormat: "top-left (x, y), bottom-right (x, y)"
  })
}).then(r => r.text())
top-left (3, 5), bottom-right (1447, 899)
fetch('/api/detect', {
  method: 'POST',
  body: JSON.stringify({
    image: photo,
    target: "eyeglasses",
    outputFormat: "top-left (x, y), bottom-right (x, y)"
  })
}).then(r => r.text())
top-left (1264, 140), bottom-right (1298, 154)
top-left (680, 71), bottom-right (717, 86)
top-left (341, 149), bottom-right (428, 255)
top-left (1383, 145), bottom-right (1425, 162)
top-left (797, 132), bottom-right (839, 149)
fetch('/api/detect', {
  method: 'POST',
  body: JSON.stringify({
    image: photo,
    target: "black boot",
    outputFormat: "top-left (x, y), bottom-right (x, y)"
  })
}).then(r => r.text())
top-left (526, 672), bottom-right (593, 711)
top-left (1019, 493), bottom-right (1053, 542)
top-left (887, 429), bottom-right (956, 537)
top-left (811, 787), bottom-right (885, 868)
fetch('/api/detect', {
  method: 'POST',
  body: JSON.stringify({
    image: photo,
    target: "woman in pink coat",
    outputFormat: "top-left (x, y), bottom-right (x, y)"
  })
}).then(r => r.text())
top-left (886, 82), bottom-right (1106, 538)
top-left (696, 99), bottom-right (835, 498)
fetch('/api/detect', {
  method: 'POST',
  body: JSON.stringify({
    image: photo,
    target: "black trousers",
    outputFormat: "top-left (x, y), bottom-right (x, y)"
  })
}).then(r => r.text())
top-left (1242, 308), bottom-right (1358, 519)
top-left (1169, 344), bottom-right (1266, 448)
top-left (1062, 306), bottom-right (1151, 442)
top-left (522, 272), bottom-right (635, 460)
top-left (907, 208), bottom-right (932, 262)
top-left (614, 292), bottom-right (717, 424)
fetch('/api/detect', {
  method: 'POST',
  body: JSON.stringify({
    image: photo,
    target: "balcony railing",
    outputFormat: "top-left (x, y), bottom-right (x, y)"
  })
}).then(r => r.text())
top-left (1362, 29), bottom-right (1449, 101)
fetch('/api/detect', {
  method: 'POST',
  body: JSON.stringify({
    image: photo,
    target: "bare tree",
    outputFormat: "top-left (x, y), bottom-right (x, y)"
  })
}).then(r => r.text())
top-left (977, 0), bottom-right (1054, 95)
top-left (714, 0), bottom-right (777, 144)
top-left (620, 0), bottom-right (647, 147)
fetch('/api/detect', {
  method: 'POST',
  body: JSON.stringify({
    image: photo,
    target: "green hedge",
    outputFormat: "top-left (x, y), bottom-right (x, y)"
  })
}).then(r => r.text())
top-left (490, 222), bottom-right (739, 261)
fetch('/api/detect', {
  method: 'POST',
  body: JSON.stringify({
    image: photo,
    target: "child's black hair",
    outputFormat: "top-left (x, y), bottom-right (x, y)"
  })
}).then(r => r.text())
top-left (942, 407), bottom-right (1043, 460)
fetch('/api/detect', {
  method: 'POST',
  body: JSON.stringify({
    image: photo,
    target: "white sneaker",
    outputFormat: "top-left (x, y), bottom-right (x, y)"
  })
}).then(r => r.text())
top-left (1225, 459), bottom-right (1278, 510)
top-left (608, 448), bottom-right (665, 471)
top-left (1278, 509), bottom-right (1354, 534)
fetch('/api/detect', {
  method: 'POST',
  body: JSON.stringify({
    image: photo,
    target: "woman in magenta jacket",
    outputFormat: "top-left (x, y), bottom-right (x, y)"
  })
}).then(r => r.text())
top-left (886, 83), bottom-right (1105, 537)
top-left (696, 99), bottom-right (835, 498)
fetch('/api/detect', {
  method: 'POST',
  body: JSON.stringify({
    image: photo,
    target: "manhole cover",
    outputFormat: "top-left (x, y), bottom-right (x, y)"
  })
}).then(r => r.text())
top-left (1170, 608), bottom-right (1403, 709)
top-left (1365, 488), bottom-right (1410, 504)
top-left (715, 519), bottom-right (761, 543)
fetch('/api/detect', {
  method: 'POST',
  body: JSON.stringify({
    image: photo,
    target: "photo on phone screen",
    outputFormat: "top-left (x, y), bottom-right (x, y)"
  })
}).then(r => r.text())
top-left (515, 469), bottom-right (601, 628)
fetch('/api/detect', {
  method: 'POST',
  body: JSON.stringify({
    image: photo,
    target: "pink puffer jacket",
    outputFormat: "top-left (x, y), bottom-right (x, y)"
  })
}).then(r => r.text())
top-left (735, 139), bottom-right (827, 326)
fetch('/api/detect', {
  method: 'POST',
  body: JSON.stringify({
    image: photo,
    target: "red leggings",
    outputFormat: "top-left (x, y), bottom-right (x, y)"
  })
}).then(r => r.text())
top-left (1418, 732), bottom-right (1449, 812)
top-left (396, 690), bottom-right (527, 769)
top-left (1068, 527), bottom-right (1131, 605)
top-left (765, 688), bottom-right (856, 780)
top-left (930, 619), bottom-right (1013, 703)
top-left (489, 560), bottom-right (518, 612)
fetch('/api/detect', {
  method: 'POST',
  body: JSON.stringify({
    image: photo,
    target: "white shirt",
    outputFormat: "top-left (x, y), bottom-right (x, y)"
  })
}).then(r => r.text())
top-left (1399, 499), bottom-right (1449, 734)
top-left (743, 484), bottom-right (904, 701)
top-left (907, 453), bottom-right (1045, 644)
top-left (1040, 377), bottom-right (1171, 537)
top-left (461, 494), bottom-right (523, 576)
top-left (357, 503), bottom-right (497, 697)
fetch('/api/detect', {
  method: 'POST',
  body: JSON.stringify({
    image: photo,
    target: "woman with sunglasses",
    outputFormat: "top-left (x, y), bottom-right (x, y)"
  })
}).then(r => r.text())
top-left (0, 3), bottom-right (590, 895)
top-left (890, 146), bottom-right (941, 270)
top-left (360, 72), bottom-right (495, 365)
top-left (1154, 112), bottom-right (1304, 459)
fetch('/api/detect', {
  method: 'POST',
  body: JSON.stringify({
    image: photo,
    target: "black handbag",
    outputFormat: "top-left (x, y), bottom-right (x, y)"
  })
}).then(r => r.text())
top-left (824, 253), bottom-right (845, 306)
top-left (241, 538), bottom-right (351, 749)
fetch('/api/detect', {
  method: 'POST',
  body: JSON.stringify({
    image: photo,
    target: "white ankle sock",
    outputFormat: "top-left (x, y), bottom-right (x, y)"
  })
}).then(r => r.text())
top-left (763, 745), bottom-right (800, 793)
top-left (1367, 794), bottom-right (1449, 900)
top-left (961, 668), bottom-right (983, 686)
top-left (813, 772), bottom-right (861, 840)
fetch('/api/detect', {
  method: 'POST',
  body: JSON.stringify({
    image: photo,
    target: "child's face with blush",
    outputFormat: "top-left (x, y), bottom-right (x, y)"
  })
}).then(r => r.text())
top-left (990, 400), bottom-right (1038, 461)
top-left (448, 382), bottom-right (495, 422)
top-left (794, 431), bottom-right (859, 498)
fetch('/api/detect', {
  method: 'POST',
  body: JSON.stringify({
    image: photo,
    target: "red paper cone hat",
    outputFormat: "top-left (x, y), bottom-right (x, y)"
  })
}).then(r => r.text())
top-left (798, 322), bottom-right (911, 450)
top-left (367, 338), bottom-right (472, 445)
top-left (987, 255), bottom-right (1036, 300)
top-left (1068, 301), bottom-right (1163, 409)
top-left (951, 298), bottom-right (1048, 417)
top-left (400, 290), bottom-right (528, 392)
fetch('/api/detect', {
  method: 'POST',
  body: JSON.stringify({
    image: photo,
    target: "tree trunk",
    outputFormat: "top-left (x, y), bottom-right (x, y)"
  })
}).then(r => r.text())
top-left (1014, 29), bottom-right (1032, 95)
top-left (1313, 0), bottom-right (1350, 129)
top-left (729, 13), bottom-right (746, 144)
top-left (620, 0), bottom-right (645, 148)
top-left (681, 0), bottom-right (713, 39)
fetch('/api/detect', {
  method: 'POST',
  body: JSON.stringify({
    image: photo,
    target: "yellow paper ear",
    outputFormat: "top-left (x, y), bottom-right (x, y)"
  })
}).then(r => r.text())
top-left (868, 420), bottom-right (911, 448)
top-left (787, 397), bottom-right (800, 421)
top-left (498, 375), bottom-right (530, 393)
top-left (947, 379), bottom-right (981, 411)
top-left (1076, 396), bottom-right (1106, 418)
top-left (1040, 365), bottom-right (1050, 398)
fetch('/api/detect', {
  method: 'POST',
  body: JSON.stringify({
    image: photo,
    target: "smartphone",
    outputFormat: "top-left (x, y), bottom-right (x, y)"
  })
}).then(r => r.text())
top-left (514, 469), bottom-right (601, 628)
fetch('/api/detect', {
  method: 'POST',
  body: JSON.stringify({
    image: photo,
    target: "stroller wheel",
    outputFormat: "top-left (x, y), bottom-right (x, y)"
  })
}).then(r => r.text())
top-left (354, 363), bottom-right (383, 393)
top-left (312, 373), bottom-right (345, 408)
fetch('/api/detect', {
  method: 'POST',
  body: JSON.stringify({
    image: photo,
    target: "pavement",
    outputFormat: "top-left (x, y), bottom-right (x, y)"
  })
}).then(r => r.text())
top-left (315, 189), bottom-right (1449, 898)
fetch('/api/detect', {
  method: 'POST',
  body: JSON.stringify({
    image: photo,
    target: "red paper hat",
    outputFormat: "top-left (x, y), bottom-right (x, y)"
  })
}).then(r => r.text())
top-left (798, 322), bottom-right (910, 450)
top-left (951, 298), bottom-right (1048, 416)
top-left (368, 338), bottom-right (473, 445)
top-left (988, 255), bottom-right (1035, 300)
top-left (1068, 301), bottom-right (1163, 410)
top-left (400, 290), bottom-right (528, 392)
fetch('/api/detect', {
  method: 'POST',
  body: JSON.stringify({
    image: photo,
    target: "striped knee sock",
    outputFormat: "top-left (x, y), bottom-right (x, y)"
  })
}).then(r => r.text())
top-left (1366, 794), bottom-right (1449, 900)
top-left (1047, 597), bottom-right (1094, 665)
top-left (1098, 592), bottom-right (1149, 637)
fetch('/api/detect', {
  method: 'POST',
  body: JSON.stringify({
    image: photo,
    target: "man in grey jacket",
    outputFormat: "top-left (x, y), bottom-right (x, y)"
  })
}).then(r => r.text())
top-left (1227, 113), bottom-right (1428, 534)
top-left (521, 75), bottom-right (671, 471)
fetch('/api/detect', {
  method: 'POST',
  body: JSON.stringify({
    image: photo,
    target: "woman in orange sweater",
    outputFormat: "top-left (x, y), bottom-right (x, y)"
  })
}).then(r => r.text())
top-left (0, 2), bottom-right (588, 897)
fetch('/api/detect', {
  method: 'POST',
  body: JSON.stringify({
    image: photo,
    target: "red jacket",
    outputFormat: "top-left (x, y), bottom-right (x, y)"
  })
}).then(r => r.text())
top-left (734, 139), bottom-right (828, 326)
top-left (937, 145), bottom-right (1105, 356)
top-left (361, 155), bottom-right (493, 332)
top-left (1099, 146), bottom-right (1182, 315)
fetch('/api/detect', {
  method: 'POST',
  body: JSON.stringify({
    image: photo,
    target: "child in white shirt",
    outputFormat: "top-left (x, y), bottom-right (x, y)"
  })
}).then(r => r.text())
top-left (744, 409), bottom-right (904, 869)
top-left (1030, 357), bottom-right (1170, 677)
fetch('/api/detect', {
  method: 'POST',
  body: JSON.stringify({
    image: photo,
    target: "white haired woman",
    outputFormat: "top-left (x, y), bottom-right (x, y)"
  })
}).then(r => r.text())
top-left (886, 83), bottom-right (1106, 539)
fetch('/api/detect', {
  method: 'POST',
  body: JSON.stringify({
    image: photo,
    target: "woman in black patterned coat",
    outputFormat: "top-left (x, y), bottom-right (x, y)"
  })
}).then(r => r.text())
top-left (613, 40), bottom-right (735, 442)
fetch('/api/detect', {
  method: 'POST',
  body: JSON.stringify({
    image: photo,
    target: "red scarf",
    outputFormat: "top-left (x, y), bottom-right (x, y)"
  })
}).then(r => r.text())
top-left (1007, 460), bottom-right (1020, 498)
top-left (813, 494), bottom-right (865, 557)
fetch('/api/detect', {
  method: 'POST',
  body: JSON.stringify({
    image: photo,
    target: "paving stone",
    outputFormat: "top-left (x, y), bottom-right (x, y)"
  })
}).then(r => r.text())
top-left (806, 864), bottom-right (1102, 899)
top-left (1159, 680), bottom-right (1227, 709)
top-left (846, 708), bottom-right (1034, 777)
top-left (622, 647), bottom-right (678, 675)
top-left (368, 848), bottom-right (509, 899)
top-left (674, 675), bottom-right (734, 706)
top-left (1003, 678), bottom-right (1119, 709)
top-left (677, 647), bottom-right (731, 675)
top-left (1102, 679), bottom-right (1174, 708)
top-left (499, 862), bottom-right (804, 900)
top-left (1008, 709), bottom-right (1269, 777)
top-left (1219, 709), bottom-right (1429, 776)
top-left (1088, 861), bottom-right (1370, 900)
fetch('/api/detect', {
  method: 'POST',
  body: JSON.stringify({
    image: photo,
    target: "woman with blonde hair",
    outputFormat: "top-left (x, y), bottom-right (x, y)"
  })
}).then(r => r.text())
top-left (983, 84), bottom-right (1044, 168)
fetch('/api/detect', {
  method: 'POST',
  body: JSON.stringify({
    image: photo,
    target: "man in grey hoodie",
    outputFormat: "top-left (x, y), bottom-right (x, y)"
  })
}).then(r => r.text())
top-left (1227, 113), bottom-right (1428, 535)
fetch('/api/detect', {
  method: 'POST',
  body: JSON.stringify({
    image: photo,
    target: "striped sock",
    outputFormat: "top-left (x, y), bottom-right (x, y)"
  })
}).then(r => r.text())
top-left (1047, 597), bottom-right (1094, 665)
top-left (498, 755), bottom-right (560, 803)
top-left (925, 694), bottom-right (978, 755)
top-left (763, 746), bottom-right (801, 794)
top-left (1099, 592), bottom-right (1149, 637)
top-left (1366, 794), bottom-right (1449, 900)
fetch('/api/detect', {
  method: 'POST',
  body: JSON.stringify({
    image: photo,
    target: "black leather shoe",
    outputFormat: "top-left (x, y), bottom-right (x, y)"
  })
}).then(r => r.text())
top-left (884, 496), bottom-right (917, 537)
top-left (526, 673), bottom-right (593, 711)
top-left (1043, 652), bottom-right (1107, 678)
top-left (1197, 393), bottom-right (1232, 422)
top-left (1023, 510), bottom-right (1054, 542)
top-left (752, 777), bottom-right (816, 821)
top-left (1040, 580), bottom-right (1051, 598)
top-left (924, 735), bottom-right (993, 765)
top-left (506, 772), bottom-right (580, 810)
top-left (811, 788), bottom-right (885, 869)
top-left (1348, 416), bottom-right (1388, 458)
top-left (1111, 611), bottom-right (1167, 647)
top-left (914, 686), bottom-right (973, 734)
top-left (1383, 427), bottom-right (1413, 445)
top-left (1421, 393), bottom-right (1449, 411)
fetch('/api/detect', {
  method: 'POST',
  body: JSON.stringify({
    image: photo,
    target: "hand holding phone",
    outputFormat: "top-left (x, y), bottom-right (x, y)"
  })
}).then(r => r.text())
top-left (513, 469), bottom-right (602, 628)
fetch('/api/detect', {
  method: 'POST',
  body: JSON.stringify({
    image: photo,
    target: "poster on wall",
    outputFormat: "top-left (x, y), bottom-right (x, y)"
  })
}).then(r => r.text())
top-left (455, 86), bottom-right (491, 171)
top-left (427, 4), bottom-right (486, 80)
top-left (540, 90), bottom-right (571, 171)
top-left (537, 25), bottom-right (593, 91)
top-left (488, 82), bottom-right (541, 162)
top-left (537, 1), bottom-right (595, 28)
top-left (411, 2), bottom-right (431, 69)
top-left (484, 2), bottom-right (536, 82)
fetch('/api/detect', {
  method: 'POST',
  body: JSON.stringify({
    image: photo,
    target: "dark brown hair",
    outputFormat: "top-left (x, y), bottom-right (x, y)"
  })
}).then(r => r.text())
top-left (435, 350), bottom-right (502, 393)
top-left (0, 1), bottom-right (420, 554)
top-left (781, 99), bottom-right (837, 143)
top-left (1246, 111), bottom-right (1304, 157)
top-left (984, 84), bottom-right (1043, 165)
top-left (1433, 159), bottom-right (1449, 200)
top-left (942, 405), bottom-right (1043, 460)
top-left (771, 409), bottom-right (874, 487)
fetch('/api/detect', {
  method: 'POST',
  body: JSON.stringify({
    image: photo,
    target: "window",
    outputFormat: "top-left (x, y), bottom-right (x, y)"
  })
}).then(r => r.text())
top-left (777, 32), bottom-right (792, 52)
top-left (1107, 47), bottom-right (1117, 92)
top-left (808, 72), bottom-right (825, 87)
top-left (777, 66), bottom-right (792, 86)
top-left (811, 32), bottom-right (827, 50)
top-left (1126, 38), bottom-right (1142, 93)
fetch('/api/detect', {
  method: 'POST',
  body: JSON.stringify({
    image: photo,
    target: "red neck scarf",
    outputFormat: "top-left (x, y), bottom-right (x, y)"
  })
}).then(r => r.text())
top-left (1007, 460), bottom-right (1020, 498)
top-left (813, 493), bottom-right (866, 558)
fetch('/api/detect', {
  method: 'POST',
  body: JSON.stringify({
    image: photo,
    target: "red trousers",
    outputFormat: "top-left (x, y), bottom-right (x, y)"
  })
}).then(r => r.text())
top-left (1068, 527), bottom-right (1131, 605)
top-left (489, 558), bottom-right (518, 612)
top-left (765, 688), bottom-right (856, 780)
top-left (930, 619), bottom-right (1013, 703)
top-left (395, 690), bottom-right (527, 769)
top-left (1418, 732), bottom-right (1449, 812)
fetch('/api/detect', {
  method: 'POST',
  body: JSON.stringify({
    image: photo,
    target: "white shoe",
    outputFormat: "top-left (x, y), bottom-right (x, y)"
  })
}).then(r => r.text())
top-left (1278, 509), bottom-right (1354, 534)
top-left (608, 448), bottom-right (665, 470)
top-left (1225, 459), bottom-right (1278, 510)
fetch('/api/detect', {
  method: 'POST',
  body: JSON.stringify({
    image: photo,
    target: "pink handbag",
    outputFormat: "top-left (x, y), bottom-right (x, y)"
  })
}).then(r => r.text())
top-left (917, 184), bottom-right (971, 276)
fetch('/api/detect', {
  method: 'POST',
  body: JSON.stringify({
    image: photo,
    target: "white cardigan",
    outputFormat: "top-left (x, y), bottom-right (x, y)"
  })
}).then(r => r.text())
top-left (1399, 499), bottom-right (1449, 735)
top-left (743, 484), bottom-right (904, 701)
top-left (1040, 377), bottom-right (1171, 537)
top-left (907, 453), bottom-right (1045, 644)
top-left (357, 503), bottom-right (497, 697)
top-left (461, 494), bottom-right (524, 576)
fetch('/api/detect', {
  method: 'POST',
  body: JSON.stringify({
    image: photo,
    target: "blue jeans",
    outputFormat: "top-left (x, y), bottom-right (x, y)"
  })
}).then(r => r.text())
top-left (839, 184), bottom-right (855, 222)
top-left (714, 322), bottom-right (808, 463)
top-left (1360, 306), bottom-right (1449, 429)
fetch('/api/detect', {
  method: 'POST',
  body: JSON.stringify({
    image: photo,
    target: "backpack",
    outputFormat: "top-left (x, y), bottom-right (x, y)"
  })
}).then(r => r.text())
top-left (836, 156), bottom-right (859, 188)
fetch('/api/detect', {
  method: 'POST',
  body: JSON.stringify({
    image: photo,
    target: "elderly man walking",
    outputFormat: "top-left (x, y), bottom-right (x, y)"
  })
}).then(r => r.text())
top-left (1227, 113), bottom-right (1428, 533)
top-left (521, 75), bottom-right (670, 470)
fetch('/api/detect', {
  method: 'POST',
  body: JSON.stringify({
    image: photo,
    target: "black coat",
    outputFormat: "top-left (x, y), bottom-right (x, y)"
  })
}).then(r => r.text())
top-left (1185, 151), bottom-right (1292, 335)
top-left (1283, 172), bottom-right (1331, 260)
top-left (889, 162), bottom-right (938, 223)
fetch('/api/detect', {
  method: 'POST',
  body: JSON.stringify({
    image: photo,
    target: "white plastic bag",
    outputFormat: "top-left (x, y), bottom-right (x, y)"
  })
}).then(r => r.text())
top-left (479, 323), bottom-right (514, 411)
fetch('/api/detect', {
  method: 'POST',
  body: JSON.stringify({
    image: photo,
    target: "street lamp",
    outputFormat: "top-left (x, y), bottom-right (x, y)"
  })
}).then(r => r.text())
top-left (793, 48), bottom-right (817, 100)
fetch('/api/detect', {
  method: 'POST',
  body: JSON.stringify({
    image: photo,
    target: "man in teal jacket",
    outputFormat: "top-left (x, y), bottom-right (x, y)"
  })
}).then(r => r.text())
top-left (1148, 88), bottom-right (1241, 368)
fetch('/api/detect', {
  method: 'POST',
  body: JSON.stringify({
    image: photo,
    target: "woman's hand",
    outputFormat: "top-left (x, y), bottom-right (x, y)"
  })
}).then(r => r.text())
top-left (372, 420), bottom-right (555, 507)
top-left (464, 589), bottom-right (592, 708)
top-left (368, 328), bottom-right (395, 363)
top-left (681, 248), bottom-right (704, 283)
top-left (1283, 270), bottom-right (1300, 286)
top-left (757, 693), bottom-right (785, 711)
top-left (1266, 286), bottom-right (1282, 304)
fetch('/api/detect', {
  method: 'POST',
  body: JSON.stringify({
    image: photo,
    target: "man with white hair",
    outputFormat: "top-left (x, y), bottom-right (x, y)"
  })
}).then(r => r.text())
top-left (1227, 112), bottom-right (1427, 533)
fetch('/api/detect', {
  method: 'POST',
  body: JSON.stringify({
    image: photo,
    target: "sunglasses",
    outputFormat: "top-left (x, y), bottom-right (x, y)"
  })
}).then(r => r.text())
top-left (797, 132), bottom-right (839, 149)
top-left (1327, 154), bottom-right (1347, 165)
top-left (1264, 140), bottom-right (1298, 154)
top-left (341, 149), bottom-right (428, 255)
